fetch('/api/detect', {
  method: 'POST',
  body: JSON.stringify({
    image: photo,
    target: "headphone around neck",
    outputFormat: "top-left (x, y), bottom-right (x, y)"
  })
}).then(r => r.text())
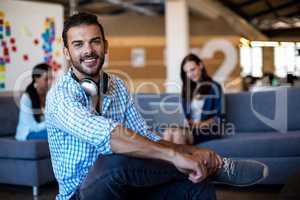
top-left (70, 70), bottom-right (109, 97)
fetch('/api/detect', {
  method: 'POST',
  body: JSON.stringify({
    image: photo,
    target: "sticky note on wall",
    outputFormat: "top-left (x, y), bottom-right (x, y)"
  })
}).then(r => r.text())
top-left (0, 73), bottom-right (5, 81)
top-left (21, 26), bottom-right (32, 37)
top-left (0, 66), bottom-right (5, 72)
top-left (0, 82), bottom-right (5, 89)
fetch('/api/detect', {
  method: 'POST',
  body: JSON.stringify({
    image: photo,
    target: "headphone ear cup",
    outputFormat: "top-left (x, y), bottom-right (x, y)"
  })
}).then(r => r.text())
top-left (80, 79), bottom-right (98, 96)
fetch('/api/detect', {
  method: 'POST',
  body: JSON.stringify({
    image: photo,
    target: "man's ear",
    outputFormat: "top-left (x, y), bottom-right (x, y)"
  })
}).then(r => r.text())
top-left (104, 40), bottom-right (108, 54)
top-left (63, 47), bottom-right (71, 61)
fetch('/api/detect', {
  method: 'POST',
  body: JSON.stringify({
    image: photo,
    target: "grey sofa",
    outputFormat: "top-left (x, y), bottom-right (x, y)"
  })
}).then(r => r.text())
top-left (0, 92), bottom-right (55, 196)
top-left (133, 86), bottom-right (300, 185)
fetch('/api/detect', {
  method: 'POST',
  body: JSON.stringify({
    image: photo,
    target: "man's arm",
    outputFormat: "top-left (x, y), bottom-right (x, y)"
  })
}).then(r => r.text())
top-left (160, 127), bottom-right (223, 177)
top-left (110, 124), bottom-right (215, 183)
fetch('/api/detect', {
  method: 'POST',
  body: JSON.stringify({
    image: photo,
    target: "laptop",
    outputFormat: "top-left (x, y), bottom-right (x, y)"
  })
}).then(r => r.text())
top-left (149, 102), bottom-right (188, 129)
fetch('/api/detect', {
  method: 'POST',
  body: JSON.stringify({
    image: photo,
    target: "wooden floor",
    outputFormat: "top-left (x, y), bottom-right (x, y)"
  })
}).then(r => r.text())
top-left (0, 183), bottom-right (282, 200)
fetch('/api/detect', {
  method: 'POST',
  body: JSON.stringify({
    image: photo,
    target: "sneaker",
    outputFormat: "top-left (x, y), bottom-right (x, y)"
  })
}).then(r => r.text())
top-left (212, 158), bottom-right (269, 187)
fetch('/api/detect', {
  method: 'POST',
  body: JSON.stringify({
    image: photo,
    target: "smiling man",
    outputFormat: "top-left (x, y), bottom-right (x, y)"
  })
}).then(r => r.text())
top-left (45, 13), bottom-right (268, 200)
top-left (64, 24), bottom-right (106, 80)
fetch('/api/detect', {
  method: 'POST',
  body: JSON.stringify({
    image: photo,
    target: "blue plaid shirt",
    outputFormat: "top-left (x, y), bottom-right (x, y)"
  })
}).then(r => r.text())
top-left (45, 70), bottom-right (161, 200)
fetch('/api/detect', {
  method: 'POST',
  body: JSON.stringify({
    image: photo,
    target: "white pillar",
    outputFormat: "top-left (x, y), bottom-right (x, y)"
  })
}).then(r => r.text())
top-left (165, 0), bottom-right (189, 93)
top-left (69, 0), bottom-right (78, 16)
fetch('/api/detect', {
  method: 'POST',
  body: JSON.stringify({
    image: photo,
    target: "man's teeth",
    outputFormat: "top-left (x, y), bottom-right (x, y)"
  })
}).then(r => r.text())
top-left (84, 58), bottom-right (96, 62)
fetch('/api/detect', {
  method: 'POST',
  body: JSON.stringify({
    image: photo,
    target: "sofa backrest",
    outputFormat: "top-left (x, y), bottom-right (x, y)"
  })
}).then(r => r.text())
top-left (0, 93), bottom-right (19, 137)
top-left (225, 86), bottom-right (300, 133)
top-left (287, 87), bottom-right (300, 131)
top-left (133, 86), bottom-right (300, 133)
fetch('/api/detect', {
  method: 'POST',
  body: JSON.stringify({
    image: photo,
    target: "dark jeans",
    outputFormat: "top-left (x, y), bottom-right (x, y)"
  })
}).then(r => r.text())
top-left (72, 154), bottom-right (216, 200)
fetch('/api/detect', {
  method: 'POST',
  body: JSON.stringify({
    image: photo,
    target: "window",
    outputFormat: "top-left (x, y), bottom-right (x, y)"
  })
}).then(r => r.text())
top-left (296, 43), bottom-right (300, 76)
top-left (240, 46), bottom-right (262, 77)
top-left (274, 42), bottom-right (296, 78)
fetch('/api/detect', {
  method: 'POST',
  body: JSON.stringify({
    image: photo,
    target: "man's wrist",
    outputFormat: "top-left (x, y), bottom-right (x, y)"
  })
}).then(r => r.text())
top-left (157, 140), bottom-right (189, 164)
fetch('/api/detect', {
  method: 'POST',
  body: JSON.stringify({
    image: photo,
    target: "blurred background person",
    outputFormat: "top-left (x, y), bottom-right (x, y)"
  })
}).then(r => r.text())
top-left (164, 53), bottom-right (225, 145)
top-left (15, 63), bottom-right (53, 140)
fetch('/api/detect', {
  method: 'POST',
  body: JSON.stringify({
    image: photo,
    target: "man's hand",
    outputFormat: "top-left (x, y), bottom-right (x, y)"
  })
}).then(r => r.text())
top-left (159, 140), bottom-right (221, 183)
top-left (162, 128), bottom-right (222, 176)
top-left (171, 149), bottom-right (208, 183)
top-left (185, 145), bottom-right (223, 177)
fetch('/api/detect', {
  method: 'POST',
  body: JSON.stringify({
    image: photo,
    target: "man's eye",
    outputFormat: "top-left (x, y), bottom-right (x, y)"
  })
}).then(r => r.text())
top-left (73, 43), bottom-right (82, 48)
top-left (92, 40), bottom-right (101, 44)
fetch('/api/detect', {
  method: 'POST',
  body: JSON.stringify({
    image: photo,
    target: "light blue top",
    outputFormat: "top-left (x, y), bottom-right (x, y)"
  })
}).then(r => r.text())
top-left (45, 70), bottom-right (161, 200)
top-left (191, 98), bottom-right (205, 121)
top-left (15, 93), bottom-right (46, 141)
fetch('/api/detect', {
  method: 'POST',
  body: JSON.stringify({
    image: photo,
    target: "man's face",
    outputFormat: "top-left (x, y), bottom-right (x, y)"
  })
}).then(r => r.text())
top-left (64, 24), bottom-right (107, 79)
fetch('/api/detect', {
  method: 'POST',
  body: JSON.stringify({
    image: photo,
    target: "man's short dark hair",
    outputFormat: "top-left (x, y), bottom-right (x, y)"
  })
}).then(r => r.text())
top-left (62, 12), bottom-right (106, 48)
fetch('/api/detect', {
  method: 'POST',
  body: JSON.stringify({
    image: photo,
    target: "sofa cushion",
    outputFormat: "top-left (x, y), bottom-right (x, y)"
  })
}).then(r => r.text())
top-left (0, 158), bottom-right (55, 186)
top-left (0, 95), bottom-right (19, 137)
top-left (197, 132), bottom-right (300, 158)
top-left (0, 137), bottom-right (50, 159)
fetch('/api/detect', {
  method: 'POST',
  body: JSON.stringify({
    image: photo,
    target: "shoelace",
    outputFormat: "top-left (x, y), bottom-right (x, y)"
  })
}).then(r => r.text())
top-left (222, 158), bottom-right (235, 177)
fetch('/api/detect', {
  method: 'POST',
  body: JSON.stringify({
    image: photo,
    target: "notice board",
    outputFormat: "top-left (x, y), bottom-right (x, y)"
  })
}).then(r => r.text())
top-left (0, 0), bottom-right (64, 91)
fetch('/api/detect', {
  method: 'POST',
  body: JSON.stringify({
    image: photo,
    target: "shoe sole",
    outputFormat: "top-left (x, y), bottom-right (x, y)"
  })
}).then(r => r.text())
top-left (212, 160), bottom-right (269, 187)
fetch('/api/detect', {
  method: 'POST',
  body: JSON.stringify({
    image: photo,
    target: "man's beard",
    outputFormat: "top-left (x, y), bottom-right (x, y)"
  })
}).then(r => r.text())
top-left (71, 52), bottom-right (105, 77)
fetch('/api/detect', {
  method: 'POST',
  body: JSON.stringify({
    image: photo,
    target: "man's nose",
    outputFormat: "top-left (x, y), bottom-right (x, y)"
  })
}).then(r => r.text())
top-left (83, 43), bottom-right (93, 55)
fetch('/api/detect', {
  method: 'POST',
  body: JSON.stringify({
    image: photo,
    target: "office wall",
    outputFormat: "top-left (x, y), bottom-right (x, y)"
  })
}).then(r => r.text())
top-left (0, 0), bottom-right (63, 91)
top-left (105, 36), bottom-right (241, 93)
top-left (99, 12), bottom-right (242, 93)
top-left (100, 12), bottom-right (239, 37)
top-left (0, 4), bottom-right (243, 93)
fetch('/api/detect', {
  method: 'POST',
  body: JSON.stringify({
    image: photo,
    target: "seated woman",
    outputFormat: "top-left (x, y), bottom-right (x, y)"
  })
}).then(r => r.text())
top-left (163, 53), bottom-right (225, 145)
top-left (15, 63), bottom-right (53, 140)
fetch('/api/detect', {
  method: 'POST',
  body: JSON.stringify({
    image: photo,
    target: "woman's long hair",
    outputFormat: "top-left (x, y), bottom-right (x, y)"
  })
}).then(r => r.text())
top-left (25, 63), bottom-right (51, 122)
top-left (180, 53), bottom-right (213, 101)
